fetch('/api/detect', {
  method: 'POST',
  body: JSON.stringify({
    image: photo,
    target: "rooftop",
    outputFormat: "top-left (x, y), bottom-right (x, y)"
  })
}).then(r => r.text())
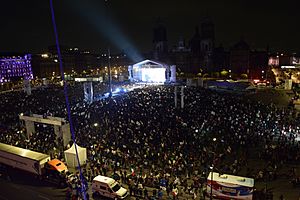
top-left (93, 175), bottom-right (116, 186)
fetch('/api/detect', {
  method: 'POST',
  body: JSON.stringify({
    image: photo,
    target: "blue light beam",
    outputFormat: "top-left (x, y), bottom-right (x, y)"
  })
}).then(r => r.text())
top-left (70, 0), bottom-right (143, 62)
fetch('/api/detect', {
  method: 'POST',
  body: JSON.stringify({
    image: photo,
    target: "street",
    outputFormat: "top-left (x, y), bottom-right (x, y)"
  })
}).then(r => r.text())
top-left (0, 168), bottom-right (66, 200)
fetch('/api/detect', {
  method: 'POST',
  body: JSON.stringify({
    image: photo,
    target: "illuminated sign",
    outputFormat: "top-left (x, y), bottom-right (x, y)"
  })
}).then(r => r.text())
top-left (281, 66), bottom-right (296, 69)
top-left (74, 77), bottom-right (103, 82)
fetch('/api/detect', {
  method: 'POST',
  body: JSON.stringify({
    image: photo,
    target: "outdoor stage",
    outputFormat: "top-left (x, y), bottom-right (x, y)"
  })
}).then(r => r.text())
top-left (128, 59), bottom-right (176, 84)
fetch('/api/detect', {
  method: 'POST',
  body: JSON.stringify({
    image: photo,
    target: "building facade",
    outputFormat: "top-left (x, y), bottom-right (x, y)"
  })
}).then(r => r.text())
top-left (31, 46), bottom-right (103, 78)
top-left (153, 18), bottom-right (216, 74)
top-left (229, 40), bottom-right (268, 79)
top-left (0, 53), bottom-right (33, 83)
top-left (229, 40), bottom-right (251, 75)
top-left (151, 18), bottom-right (271, 78)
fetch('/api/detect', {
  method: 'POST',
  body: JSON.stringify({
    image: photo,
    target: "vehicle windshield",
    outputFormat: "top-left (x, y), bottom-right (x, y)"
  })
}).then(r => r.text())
top-left (111, 183), bottom-right (121, 192)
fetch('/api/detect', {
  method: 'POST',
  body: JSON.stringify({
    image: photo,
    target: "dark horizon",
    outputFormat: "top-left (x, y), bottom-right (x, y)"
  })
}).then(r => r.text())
top-left (1, 0), bottom-right (300, 54)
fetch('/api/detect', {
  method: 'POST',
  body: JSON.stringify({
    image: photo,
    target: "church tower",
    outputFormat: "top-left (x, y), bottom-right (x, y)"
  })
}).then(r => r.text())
top-left (190, 26), bottom-right (201, 55)
top-left (200, 17), bottom-right (215, 54)
top-left (153, 19), bottom-right (168, 60)
top-left (200, 17), bottom-right (215, 71)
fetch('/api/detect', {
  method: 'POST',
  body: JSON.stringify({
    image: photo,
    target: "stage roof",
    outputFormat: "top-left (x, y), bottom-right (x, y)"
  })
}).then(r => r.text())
top-left (132, 59), bottom-right (168, 68)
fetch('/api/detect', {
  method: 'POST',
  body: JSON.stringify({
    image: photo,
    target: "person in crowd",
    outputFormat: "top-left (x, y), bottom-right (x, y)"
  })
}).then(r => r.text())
top-left (1, 83), bottom-right (300, 199)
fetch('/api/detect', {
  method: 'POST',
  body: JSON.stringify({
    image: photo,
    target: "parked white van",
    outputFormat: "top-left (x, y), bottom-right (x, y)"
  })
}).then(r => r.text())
top-left (92, 175), bottom-right (129, 199)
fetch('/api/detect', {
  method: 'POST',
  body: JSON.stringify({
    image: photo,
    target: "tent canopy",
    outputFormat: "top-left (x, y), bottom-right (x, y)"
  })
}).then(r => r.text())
top-left (64, 143), bottom-right (87, 168)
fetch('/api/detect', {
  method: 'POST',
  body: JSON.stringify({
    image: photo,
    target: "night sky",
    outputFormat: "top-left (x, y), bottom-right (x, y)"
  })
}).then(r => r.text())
top-left (1, 0), bottom-right (300, 54)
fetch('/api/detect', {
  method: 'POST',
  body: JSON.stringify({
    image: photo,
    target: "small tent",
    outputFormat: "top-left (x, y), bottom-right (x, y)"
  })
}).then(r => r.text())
top-left (64, 143), bottom-right (87, 168)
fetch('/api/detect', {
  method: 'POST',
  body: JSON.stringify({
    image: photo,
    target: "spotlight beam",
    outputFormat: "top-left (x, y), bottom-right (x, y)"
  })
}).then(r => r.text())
top-left (69, 0), bottom-right (143, 62)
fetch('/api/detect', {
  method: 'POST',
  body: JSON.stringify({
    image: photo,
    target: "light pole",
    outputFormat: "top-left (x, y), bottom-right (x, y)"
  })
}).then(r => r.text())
top-left (104, 0), bottom-right (112, 96)
top-left (108, 48), bottom-right (112, 96)
top-left (210, 137), bottom-right (217, 200)
top-left (210, 165), bottom-right (214, 200)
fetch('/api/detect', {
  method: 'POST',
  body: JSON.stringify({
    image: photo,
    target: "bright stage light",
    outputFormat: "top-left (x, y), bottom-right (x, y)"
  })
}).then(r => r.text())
top-left (41, 54), bottom-right (49, 58)
top-left (141, 68), bottom-right (166, 83)
top-left (104, 92), bottom-right (110, 96)
top-left (114, 88), bottom-right (121, 93)
top-left (113, 88), bottom-right (127, 94)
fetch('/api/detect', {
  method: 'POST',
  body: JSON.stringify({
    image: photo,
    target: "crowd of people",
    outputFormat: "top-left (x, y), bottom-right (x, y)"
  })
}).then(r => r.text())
top-left (1, 83), bottom-right (300, 199)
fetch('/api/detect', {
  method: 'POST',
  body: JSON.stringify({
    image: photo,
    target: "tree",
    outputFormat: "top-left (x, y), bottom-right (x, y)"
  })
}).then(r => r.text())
top-left (220, 70), bottom-right (228, 77)
top-left (240, 74), bottom-right (248, 79)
